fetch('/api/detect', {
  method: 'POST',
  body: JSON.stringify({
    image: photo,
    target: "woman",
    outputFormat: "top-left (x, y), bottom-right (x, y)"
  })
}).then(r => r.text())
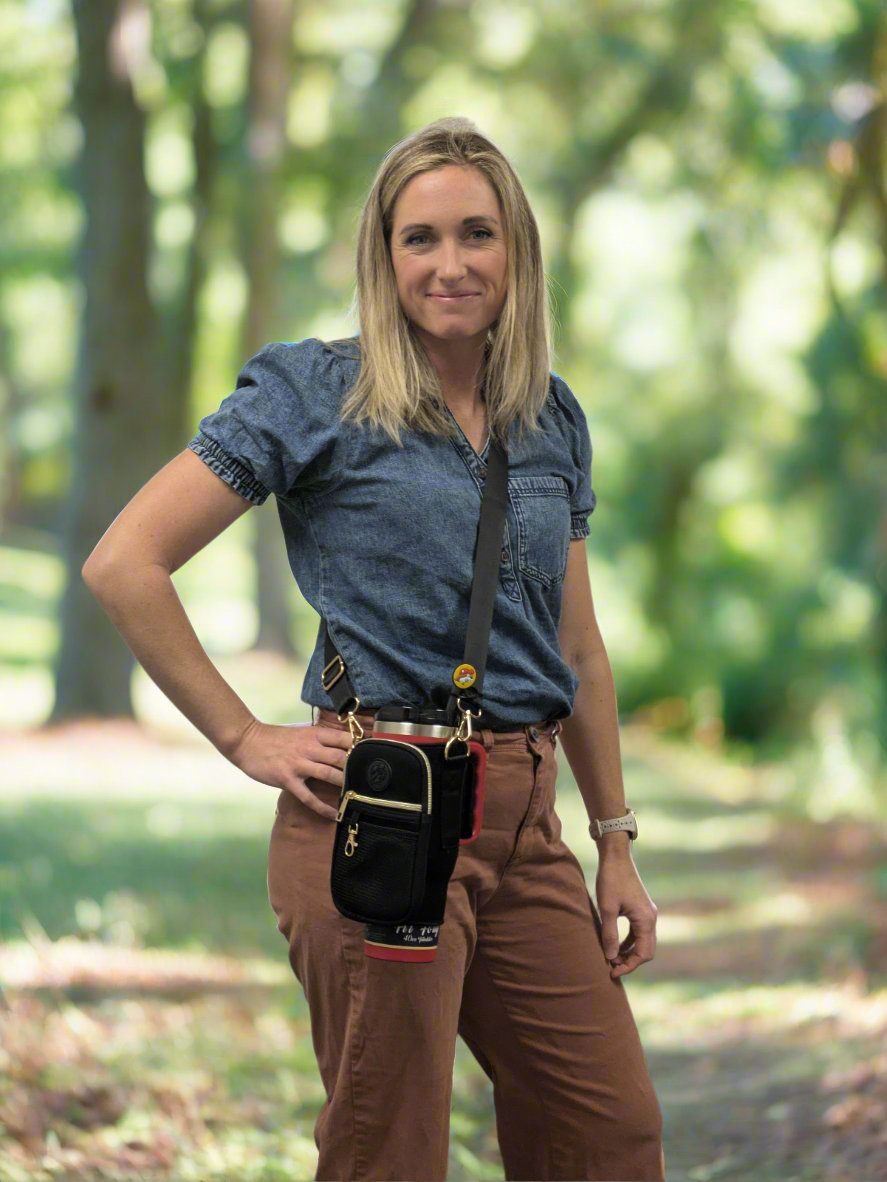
top-left (83, 117), bottom-right (665, 1182)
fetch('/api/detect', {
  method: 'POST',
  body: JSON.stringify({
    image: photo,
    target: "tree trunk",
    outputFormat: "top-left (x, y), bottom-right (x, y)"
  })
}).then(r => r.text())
top-left (52, 0), bottom-right (160, 722)
top-left (242, 0), bottom-right (297, 657)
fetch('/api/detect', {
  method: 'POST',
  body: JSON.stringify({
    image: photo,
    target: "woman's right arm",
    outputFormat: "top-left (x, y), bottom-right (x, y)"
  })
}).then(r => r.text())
top-left (81, 448), bottom-right (346, 820)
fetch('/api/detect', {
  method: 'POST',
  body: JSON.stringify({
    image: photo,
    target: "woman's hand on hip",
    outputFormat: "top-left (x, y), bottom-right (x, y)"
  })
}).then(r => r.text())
top-left (228, 719), bottom-right (350, 821)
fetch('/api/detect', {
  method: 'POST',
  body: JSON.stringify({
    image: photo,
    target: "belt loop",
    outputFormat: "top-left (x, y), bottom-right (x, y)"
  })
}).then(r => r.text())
top-left (477, 726), bottom-right (495, 752)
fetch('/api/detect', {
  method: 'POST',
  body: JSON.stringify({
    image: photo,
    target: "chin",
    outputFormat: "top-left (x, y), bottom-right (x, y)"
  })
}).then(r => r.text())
top-left (420, 320), bottom-right (477, 338)
top-left (408, 304), bottom-right (498, 342)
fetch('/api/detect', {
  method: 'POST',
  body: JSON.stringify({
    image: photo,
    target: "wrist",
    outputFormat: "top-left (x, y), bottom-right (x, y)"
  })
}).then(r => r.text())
top-left (594, 830), bottom-right (633, 859)
top-left (218, 713), bottom-right (260, 764)
top-left (589, 807), bottom-right (637, 849)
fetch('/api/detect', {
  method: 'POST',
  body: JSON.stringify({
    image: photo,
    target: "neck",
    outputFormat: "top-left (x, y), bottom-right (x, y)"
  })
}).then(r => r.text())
top-left (416, 327), bottom-right (489, 412)
top-left (442, 387), bottom-right (486, 417)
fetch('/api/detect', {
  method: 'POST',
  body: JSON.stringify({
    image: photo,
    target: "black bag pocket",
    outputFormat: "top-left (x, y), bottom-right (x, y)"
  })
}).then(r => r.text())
top-left (331, 803), bottom-right (430, 922)
top-left (330, 737), bottom-right (433, 924)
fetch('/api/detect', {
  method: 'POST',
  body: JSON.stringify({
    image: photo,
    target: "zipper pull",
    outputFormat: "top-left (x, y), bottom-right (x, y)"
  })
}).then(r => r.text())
top-left (336, 790), bottom-right (355, 823)
top-left (344, 822), bottom-right (359, 856)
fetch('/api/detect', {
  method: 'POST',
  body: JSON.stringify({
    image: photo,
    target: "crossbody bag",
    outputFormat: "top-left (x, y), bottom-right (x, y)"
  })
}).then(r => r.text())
top-left (319, 434), bottom-right (509, 961)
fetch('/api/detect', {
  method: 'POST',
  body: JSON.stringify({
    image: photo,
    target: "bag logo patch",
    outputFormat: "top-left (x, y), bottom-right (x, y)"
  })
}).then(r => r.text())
top-left (367, 759), bottom-right (392, 791)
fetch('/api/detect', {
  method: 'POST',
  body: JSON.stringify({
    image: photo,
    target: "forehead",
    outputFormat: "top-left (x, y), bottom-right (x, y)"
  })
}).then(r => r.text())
top-left (393, 166), bottom-right (499, 220)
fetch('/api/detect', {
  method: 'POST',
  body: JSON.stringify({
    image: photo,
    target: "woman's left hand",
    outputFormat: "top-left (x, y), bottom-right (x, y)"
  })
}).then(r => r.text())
top-left (595, 855), bottom-right (658, 979)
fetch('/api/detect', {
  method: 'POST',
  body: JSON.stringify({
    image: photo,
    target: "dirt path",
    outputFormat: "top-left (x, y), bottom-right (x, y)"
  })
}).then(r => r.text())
top-left (611, 725), bottom-right (887, 1182)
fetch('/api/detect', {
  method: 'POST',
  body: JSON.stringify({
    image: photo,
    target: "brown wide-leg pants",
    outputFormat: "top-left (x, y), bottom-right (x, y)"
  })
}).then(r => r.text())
top-left (267, 705), bottom-right (666, 1182)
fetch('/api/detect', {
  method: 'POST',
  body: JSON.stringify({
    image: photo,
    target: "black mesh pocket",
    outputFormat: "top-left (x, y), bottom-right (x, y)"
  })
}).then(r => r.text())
top-left (331, 806), bottom-right (430, 923)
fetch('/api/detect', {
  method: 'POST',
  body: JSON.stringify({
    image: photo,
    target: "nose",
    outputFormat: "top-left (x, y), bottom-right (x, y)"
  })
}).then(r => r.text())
top-left (434, 238), bottom-right (469, 280)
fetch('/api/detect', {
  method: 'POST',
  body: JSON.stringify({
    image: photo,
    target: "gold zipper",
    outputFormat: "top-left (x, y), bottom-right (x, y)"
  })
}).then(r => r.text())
top-left (336, 739), bottom-right (433, 822)
top-left (336, 791), bottom-right (423, 823)
top-left (338, 794), bottom-right (425, 822)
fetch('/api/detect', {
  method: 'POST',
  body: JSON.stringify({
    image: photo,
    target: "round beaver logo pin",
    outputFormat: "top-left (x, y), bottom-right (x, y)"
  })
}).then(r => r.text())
top-left (452, 663), bottom-right (477, 689)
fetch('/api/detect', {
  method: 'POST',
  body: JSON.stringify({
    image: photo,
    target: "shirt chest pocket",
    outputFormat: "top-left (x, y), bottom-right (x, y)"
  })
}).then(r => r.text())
top-left (508, 475), bottom-right (571, 589)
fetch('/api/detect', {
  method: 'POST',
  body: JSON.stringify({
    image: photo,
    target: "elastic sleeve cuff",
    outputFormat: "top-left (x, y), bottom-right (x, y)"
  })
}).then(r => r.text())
top-left (187, 432), bottom-right (272, 506)
top-left (570, 512), bottom-right (592, 539)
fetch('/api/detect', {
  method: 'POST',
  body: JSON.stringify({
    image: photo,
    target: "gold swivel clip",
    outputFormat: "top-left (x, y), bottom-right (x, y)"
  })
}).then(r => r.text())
top-left (344, 823), bottom-right (359, 856)
top-left (445, 698), bottom-right (481, 759)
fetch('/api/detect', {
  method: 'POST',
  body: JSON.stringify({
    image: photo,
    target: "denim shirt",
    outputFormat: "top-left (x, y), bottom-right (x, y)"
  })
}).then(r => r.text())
top-left (186, 336), bottom-right (596, 727)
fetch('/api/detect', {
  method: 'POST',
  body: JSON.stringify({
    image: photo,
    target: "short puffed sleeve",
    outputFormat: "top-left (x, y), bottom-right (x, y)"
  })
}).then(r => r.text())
top-left (550, 373), bottom-right (597, 539)
top-left (186, 338), bottom-right (348, 505)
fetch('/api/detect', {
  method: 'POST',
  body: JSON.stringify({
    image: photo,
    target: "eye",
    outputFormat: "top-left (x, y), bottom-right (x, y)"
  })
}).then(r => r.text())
top-left (404, 228), bottom-right (494, 246)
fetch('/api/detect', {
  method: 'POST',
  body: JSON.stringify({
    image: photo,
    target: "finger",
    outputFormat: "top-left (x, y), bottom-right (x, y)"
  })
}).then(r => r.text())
top-left (599, 916), bottom-right (621, 962)
top-left (610, 949), bottom-right (650, 977)
top-left (621, 919), bottom-right (657, 957)
top-left (606, 929), bottom-right (636, 964)
top-left (315, 726), bottom-right (354, 749)
top-left (616, 938), bottom-right (654, 965)
top-left (312, 798), bottom-right (340, 823)
top-left (614, 927), bottom-right (656, 959)
top-left (608, 940), bottom-right (635, 967)
top-left (288, 785), bottom-right (339, 822)
top-left (610, 958), bottom-right (636, 977)
top-left (610, 934), bottom-right (656, 974)
top-left (300, 759), bottom-right (345, 788)
top-left (308, 742), bottom-right (349, 770)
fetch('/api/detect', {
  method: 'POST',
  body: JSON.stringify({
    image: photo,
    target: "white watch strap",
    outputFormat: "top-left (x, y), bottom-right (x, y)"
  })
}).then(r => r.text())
top-left (589, 809), bottom-right (637, 840)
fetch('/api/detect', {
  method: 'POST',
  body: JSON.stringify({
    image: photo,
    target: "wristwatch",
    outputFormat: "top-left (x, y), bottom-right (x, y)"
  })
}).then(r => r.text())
top-left (589, 808), bottom-right (638, 841)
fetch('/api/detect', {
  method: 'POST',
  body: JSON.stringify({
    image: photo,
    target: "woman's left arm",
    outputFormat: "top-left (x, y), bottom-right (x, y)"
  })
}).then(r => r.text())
top-left (557, 539), bottom-right (658, 980)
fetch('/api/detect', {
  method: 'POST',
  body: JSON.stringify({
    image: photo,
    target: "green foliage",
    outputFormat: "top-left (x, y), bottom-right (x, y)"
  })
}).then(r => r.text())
top-left (1, 2), bottom-right (885, 848)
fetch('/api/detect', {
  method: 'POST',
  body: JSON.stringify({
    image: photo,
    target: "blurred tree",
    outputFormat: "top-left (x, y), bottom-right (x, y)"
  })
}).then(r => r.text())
top-left (52, 0), bottom-right (160, 721)
top-left (243, 0), bottom-right (299, 658)
top-left (0, 0), bottom-right (881, 794)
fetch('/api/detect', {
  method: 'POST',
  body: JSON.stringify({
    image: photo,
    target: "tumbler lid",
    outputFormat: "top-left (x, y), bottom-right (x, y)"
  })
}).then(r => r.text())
top-left (374, 704), bottom-right (419, 723)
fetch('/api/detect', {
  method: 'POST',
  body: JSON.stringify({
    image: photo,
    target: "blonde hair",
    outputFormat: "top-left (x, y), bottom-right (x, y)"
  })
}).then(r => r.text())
top-left (327, 116), bottom-right (556, 449)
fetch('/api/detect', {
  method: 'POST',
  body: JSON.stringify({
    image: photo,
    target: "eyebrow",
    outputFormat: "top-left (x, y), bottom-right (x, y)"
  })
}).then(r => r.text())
top-left (398, 215), bottom-right (499, 235)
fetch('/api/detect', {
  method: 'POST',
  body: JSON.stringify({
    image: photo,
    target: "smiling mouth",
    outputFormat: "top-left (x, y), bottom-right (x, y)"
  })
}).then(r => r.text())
top-left (429, 294), bottom-right (479, 301)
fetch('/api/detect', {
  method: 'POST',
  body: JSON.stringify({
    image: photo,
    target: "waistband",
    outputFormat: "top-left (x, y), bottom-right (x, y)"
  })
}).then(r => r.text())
top-left (312, 705), bottom-right (562, 743)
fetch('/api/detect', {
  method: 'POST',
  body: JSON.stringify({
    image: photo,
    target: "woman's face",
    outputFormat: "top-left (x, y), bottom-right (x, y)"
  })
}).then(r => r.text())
top-left (389, 164), bottom-right (507, 353)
